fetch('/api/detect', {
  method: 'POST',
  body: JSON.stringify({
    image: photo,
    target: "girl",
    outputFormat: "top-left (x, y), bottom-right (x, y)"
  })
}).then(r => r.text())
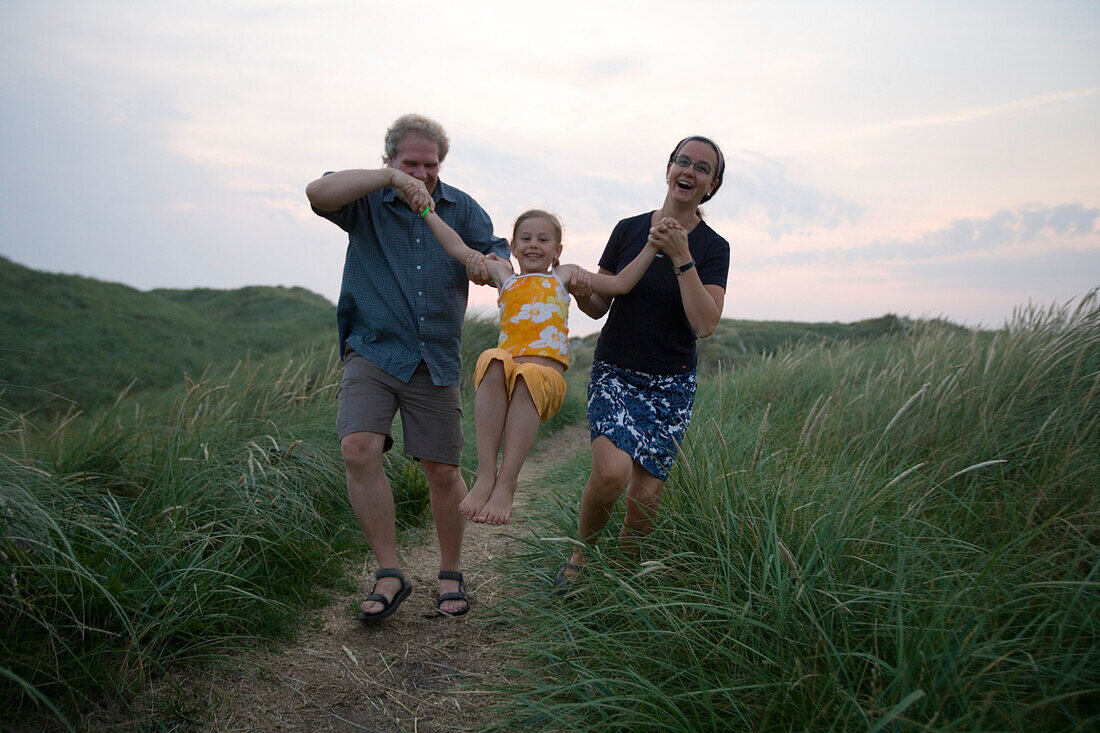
top-left (404, 183), bottom-right (659, 525)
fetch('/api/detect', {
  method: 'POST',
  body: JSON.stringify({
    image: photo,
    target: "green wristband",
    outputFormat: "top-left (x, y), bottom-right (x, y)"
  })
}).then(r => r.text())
top-left (419, 205), bottom-right (430, 218)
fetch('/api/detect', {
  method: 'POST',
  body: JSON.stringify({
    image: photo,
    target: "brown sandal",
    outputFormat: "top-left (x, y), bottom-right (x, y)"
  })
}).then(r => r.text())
top-left (436, 570), bottom-right (470, 616)
top-left (359, 568), bottom-right (412, 622)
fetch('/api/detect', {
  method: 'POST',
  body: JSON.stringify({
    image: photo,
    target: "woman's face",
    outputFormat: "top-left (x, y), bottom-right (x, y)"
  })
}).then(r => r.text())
top-left (665, 139), bottom-right (719, 207)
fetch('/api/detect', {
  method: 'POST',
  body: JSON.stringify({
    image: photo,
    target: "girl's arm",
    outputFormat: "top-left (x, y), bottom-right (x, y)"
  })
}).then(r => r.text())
top-left (406, 184), bottom-right (512, 286)
top-left (566, 268), bottom-right (612, 318)
top-left (575, 241), bottom-right (660, 297)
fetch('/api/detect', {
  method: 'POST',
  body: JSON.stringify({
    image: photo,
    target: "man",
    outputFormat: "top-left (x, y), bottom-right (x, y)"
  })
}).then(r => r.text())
top-left (306, 114), bottom-right (508, 619)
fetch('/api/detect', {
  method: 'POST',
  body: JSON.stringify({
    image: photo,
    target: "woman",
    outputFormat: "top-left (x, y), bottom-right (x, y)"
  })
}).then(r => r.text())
top-left (560, 135), bottom-right (730, 583)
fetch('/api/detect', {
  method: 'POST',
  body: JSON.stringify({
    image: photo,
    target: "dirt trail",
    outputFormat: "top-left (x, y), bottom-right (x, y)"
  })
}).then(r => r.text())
top-left (187, 423), bottom-right (588, 732)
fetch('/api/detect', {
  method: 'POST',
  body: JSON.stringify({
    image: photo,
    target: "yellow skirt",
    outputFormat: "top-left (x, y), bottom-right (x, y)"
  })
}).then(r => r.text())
top-left (474, 348), bottom-right (567, 423)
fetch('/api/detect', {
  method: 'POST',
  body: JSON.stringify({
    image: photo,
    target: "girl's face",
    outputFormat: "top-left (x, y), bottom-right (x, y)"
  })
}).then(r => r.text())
top-left (665, 139), bottom-right (719, 208)
top-left (511, 216), bottom-right (562, 273)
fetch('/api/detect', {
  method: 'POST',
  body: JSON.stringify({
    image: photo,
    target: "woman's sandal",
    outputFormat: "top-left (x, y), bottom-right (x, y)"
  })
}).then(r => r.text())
top-left (436, 570), bottom-right (470, 616)
top-left (554, 562), bottom-right (582, 592)
top-left (359, 567), bottom-right (413, 622)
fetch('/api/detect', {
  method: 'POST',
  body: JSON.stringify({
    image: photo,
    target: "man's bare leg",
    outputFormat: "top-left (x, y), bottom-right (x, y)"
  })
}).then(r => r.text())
top-left (422, 459), bottom-right (469, 614)
top-left (342, 431), bottom-right (402, 615)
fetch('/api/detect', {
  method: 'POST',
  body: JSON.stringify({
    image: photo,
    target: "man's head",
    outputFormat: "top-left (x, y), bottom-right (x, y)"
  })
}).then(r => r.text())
top-left (383, 114), bottom-right (449, 194)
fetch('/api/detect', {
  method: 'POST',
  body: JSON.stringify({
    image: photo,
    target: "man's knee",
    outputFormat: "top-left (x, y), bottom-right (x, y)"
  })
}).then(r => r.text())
top-left (341, 432), bottom-right (386, 471)
top-left (421, 459), bottom-right (462, 490)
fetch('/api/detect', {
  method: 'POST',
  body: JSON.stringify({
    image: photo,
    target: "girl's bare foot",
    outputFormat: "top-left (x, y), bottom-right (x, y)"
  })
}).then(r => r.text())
top-left (474, 485), bottom-right (516, 525)
top-left (459, 473), bottom-right (495, 520)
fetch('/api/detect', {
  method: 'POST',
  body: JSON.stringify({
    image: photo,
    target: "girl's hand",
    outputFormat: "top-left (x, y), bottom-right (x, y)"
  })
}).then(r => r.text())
top-left (567, 267), bottom-right (592, 298)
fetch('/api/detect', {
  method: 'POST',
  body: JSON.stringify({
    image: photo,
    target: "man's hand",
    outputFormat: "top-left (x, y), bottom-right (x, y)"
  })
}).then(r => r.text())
top-left (468, 252), bottom-right (511, 286)
top-left (466, 252), bottom-right (490, 284)
top-left (402, 180), bottom-right (434, 215)
top-left (388, 169), bottom-right (416, 194)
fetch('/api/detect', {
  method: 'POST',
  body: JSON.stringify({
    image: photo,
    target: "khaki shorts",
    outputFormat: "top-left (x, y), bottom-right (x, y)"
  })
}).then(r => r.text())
top-left (337, 350), bottom-right (463, 465)
top-left (474, 348), bottom-right (567, 423)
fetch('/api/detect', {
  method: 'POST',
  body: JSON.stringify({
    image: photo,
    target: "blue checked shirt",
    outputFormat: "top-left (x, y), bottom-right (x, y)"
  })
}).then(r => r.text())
top-left (313, 178), bottom-right (508, 386)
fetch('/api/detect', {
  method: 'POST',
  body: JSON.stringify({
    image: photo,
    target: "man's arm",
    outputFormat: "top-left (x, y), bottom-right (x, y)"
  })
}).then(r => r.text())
top-left (406, 185), bottom-right (511, 286)
top-left (306, 169), bottom-right (410, 212)
top-left (452, 195), bottom-right (511, 282)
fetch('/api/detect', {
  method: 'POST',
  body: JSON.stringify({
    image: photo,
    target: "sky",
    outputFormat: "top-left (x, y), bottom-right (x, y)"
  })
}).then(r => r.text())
top-left (1, 0), bottom-right (1097, 336)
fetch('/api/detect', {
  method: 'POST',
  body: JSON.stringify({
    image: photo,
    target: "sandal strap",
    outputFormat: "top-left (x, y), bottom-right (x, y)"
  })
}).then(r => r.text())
top-left (437, 570), bottom-right (463, 582)
top-left (437, 591), bottom-right (467, 603)
top-left (376, 567), bottom-right (405, 580)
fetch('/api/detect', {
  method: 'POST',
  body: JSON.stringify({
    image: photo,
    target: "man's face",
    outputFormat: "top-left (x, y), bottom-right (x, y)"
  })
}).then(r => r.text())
top-left (388, 133), bottom-right (441, 194)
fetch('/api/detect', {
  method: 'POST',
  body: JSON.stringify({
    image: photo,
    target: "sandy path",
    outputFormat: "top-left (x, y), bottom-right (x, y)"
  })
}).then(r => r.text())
top-left (185, 423), bottom-right (588, 732)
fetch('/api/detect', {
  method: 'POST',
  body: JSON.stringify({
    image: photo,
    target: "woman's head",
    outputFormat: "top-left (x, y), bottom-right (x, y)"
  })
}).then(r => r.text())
top-left (667, 135), bottom-right (725, 204)
top-left (511, 209), bottom-right (563, 272)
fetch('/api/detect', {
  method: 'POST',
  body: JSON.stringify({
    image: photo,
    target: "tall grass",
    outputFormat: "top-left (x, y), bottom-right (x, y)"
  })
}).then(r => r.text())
top-left (0, 314), bottom-right (529, 727)
top-left (495, 293), bottom-right (1099, 730)
top-left (0, 347), bottom-right (433, 727)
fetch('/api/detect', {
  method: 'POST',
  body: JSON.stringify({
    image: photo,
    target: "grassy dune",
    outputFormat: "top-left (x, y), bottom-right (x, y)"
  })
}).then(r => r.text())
top-left (497, 294), bottom-right (1099, 730)
top-left (0, 256), bottom-right (333, 416)
top-left (8, 256), bottom-right (1090, 729)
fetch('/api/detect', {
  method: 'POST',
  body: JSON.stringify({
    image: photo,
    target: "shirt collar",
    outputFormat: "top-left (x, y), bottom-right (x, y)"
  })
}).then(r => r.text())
top-left (381, 178), bottom-right (457, 204)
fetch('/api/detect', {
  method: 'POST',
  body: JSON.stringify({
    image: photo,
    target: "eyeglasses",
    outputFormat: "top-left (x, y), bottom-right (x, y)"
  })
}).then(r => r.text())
top-left (671, 155), bottom-right (714, 176)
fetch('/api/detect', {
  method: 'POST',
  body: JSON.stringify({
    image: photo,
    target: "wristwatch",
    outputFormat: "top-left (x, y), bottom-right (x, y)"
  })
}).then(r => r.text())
top-left (673, 260), bottom-right (696, 276)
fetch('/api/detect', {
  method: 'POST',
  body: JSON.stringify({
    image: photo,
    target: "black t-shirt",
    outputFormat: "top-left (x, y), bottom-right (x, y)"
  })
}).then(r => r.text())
top-left (593, 212), bottom-right (730, 374)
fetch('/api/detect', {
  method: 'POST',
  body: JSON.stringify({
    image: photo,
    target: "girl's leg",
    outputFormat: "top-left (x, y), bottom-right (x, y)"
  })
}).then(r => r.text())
top-left (459, 359), bottom-right (509, 519)
top-left (565, 436), bottom-right (632, 575)
top-left (620, 466), bottom-right (667, 557)
top-left (475, 375), bottom-right (541, 525)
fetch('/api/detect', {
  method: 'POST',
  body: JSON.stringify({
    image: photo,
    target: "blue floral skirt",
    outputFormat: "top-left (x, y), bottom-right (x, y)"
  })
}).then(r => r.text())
top-left (587, 358), bottom-right (697, 481)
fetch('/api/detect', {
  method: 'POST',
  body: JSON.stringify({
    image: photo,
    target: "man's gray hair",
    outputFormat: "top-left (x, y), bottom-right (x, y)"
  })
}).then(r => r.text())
top-left (383, 113), bottom-right (450, 163)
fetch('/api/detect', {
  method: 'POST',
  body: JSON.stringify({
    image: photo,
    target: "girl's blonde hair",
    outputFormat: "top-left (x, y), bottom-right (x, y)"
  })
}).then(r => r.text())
top-left (512, 209), bottom-right (563, 267)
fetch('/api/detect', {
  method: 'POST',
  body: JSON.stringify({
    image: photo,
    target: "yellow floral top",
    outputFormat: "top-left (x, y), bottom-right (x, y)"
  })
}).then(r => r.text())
top-left (496, 271), bottom-right (570, 368)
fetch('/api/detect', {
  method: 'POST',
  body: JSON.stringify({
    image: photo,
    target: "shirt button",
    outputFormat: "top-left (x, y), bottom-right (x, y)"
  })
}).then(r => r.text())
top-left (416, 265), bottom-right (421, 270)
top-left (418, 291), bottom-right (423, 296)
top-left (416, 239), bottom-right (421, 243)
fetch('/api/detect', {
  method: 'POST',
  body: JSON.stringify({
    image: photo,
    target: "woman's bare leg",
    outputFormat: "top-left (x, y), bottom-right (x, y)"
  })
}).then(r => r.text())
top-left (620, 465), bottom-right (666, 557)
top-left (565, 436), bottom-right (632, 576)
